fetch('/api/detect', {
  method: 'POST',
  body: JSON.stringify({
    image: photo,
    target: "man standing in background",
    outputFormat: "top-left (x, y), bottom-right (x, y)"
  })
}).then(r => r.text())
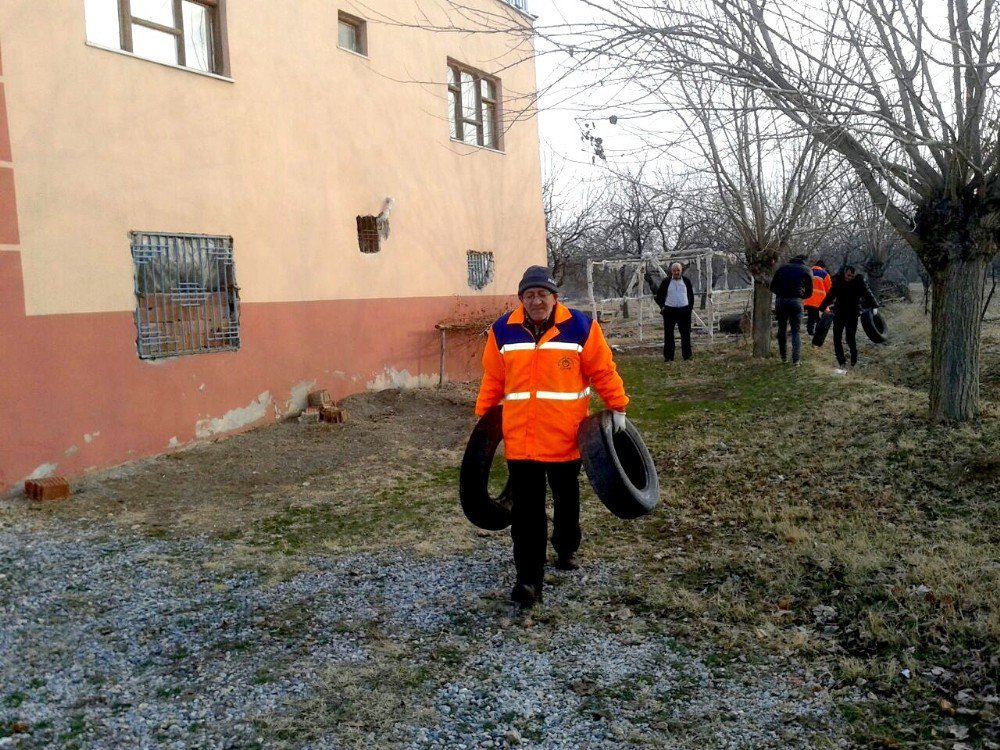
top-left (654, 263), bottom-right (695, 362)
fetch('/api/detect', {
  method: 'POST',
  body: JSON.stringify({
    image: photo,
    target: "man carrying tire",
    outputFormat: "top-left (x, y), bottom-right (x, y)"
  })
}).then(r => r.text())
top-left (475, 265), bottom-right (630, 608)
top-left (819, 265), bottom-right (880, 368)
top-left (804, 259), bottom-right (833, 336)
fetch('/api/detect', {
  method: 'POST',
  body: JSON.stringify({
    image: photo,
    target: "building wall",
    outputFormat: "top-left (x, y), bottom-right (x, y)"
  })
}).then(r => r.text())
top-left (0, 1), bottom-right (545, 492)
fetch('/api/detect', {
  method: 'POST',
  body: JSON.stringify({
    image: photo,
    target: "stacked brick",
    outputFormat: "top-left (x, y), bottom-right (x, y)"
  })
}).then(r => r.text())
top-left (24, 477), bottom-right (71, 501)
top-left (299, 390), bottom-right (348, 424)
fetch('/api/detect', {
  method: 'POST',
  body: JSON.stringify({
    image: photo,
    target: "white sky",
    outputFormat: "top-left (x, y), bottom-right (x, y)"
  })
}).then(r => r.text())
top-left (526, 0), bottom-right (685, 196)
top-left (528, 0), bottom-right (625, 188)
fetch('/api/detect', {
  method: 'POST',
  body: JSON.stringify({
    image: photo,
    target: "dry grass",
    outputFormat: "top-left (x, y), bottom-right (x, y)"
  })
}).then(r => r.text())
top-left (15, 298), bottom-right (995, 747)
top-left (577, 302), bottom-right (1000, 747)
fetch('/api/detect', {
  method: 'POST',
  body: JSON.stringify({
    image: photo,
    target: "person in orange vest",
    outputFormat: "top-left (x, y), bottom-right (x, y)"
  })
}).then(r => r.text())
top-left (475, 265), bottom-right (630, 608)
top-left (804, 259), bottom-right (833, 336)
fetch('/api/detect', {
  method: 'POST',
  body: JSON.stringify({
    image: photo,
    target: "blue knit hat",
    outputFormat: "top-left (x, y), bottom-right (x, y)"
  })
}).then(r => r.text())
top-left (518, 265), bottom-right (558, 295)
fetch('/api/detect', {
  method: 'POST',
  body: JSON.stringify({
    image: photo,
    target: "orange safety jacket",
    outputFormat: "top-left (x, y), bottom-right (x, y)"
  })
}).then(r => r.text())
top-left (805, 266), bottom-right (832, 309)
top-left (475, 302), bottom-right (629, 462)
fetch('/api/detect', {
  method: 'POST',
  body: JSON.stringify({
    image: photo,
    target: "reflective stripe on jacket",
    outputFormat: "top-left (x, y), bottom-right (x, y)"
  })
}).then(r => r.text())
top-left (805, 266), bottom-right (832, 309)
top-left (474, 303), bottom-right (629, 462)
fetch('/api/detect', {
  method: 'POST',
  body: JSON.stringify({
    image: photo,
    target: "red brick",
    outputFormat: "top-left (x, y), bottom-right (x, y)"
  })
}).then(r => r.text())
top-left (307, 390), bottom-right (332, 408)
top-left (25, 477), bottom-right (70, 501)
top-left (320, 406), bottom-right (347, 423)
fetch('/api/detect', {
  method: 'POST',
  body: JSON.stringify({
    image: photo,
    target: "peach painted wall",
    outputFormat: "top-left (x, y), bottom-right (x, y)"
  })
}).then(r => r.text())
top-left (0, 2), bottom-right (545, 493)
top-left (0, 250), bottom-right (509, 491)
top-left (0, 0), bottom-right (544, 315)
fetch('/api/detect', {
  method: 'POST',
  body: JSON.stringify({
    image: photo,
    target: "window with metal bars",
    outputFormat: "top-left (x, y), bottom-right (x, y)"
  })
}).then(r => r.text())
top-left (467, 251), bottom-right (495, 289)
top-left (84, 0), bottom-right (229, 76)
top-left (447, 61), bottom-right (501, 150)
top-left (131, 232), bottom-right (240, 359)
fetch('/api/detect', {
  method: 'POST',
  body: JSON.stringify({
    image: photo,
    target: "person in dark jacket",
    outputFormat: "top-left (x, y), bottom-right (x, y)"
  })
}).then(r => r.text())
top-left (654, 263), bottom-right (695, 362)
top-left (769, 254), bottom-right (813, 365)
top-left (819, 265), bottom-right (879, 367)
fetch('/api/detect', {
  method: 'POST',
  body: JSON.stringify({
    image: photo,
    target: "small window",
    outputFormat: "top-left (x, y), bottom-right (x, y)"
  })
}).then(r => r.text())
top-left (131, 232), bottom-right (240, 359)
top-left (357, 216), bottom-right (380, 253)
top-left (338, 12), bottom-right (367, 56)
top-left (467, 251), bottom-right (495, 289)
top-left (448, 62), bottom-right (501, 150)
top-left (84, 0), bottom-right (230, 76)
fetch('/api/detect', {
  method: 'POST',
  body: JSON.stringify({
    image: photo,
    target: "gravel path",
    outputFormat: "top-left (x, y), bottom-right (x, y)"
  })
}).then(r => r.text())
top-left (0, 515), bottom-right (848, 749)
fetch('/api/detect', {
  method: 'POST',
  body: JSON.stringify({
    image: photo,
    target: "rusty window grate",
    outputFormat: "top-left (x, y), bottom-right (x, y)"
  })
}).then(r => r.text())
top-left (131, 231), bottom-right (240, 359)
top-left (357, 215), bottom-right (380, 253)
top-left (467, 250), bottom-right (495, 289)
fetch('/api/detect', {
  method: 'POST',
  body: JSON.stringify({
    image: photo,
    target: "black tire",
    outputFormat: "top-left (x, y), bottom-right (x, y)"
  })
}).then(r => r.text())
top-left (578, 411), bottom-right (660, 520)
top-left (860, 308), bottom-right (888, 343)
top-left (459, 405), bottom-right (512, 530)
top-left (812, 312), bottom-right (833, 347)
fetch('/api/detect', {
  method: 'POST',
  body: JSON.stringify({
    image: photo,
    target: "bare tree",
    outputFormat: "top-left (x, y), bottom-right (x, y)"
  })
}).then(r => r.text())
top-left (543, 163), bottom-right (606, 286)
top-left (549, 0), bottom-right (1000, 420)
top-left (673, 78), bottom-right (842, 357)
top-left (817, 180), bottom-right (917, 296)
top-left (591, 165), bottom-right (692, 312)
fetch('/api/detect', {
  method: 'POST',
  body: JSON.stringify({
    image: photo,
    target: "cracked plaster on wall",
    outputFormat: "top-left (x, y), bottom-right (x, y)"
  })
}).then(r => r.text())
top-left (195, 391), bottom-right (271, 439)
top-left (367, 368), bottom-right (436, 391)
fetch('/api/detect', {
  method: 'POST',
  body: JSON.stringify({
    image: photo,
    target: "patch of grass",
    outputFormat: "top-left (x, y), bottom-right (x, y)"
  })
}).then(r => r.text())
top-left (57, 713), bottom-right (91, 748)
top-left (245, 468), bottom-right (469, 555)
top-left (578, 327), bottom-right (1000, 746)
top-left (2, 691), bottom-right (25, 708)
top-left (258, 643), bottom-right (437, 746)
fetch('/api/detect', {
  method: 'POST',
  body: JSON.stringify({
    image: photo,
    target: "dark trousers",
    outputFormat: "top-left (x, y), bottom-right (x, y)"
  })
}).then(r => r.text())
top-left (775, 298), bottom-right (804, 363)
top-left (805, 306), bottom-right (821, 336)
top-left (662, 307), bottom-right (692, 361)
top-left (833, 315), bottom-right (859, 366)
top-left (507, 460), bottom-right (582, 589)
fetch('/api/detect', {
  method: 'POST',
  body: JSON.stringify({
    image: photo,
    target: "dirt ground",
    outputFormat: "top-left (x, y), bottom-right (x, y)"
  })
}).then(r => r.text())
top-left (20, 382), bottom-right (482, 542)
top-left (4, 297), bottom-right (998, 748)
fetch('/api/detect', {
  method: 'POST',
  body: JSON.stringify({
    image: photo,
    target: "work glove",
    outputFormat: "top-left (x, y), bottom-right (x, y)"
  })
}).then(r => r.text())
top-left (612, 411), bottom-right (627, 433)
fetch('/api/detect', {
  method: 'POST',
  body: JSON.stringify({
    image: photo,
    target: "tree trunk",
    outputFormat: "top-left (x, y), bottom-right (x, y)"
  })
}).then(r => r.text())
top-left (751, 280), bottom-right (772, 358)
top-left (929, 255), bottom-right (990, 421)
top-left (551, 255), bottom-right (565, 286)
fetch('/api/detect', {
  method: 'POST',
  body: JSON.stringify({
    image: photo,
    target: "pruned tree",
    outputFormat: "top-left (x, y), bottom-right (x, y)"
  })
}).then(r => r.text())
top-left (549, 0), bottom-right (1000, 419)
top-left (817, 179), bottom-right (917, 297)
top-left (543, 163), bottom-right (607, 286)
top-left (673, 78), bottom-right (841, 357)
top-left (593, 165), bottom-right (693, 312)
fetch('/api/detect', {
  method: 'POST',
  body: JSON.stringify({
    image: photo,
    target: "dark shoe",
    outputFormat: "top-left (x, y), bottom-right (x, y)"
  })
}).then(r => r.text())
top-left (555, 553), bottom-right (581, 571)
top-left (510, 583), bottom-right (540, 608)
